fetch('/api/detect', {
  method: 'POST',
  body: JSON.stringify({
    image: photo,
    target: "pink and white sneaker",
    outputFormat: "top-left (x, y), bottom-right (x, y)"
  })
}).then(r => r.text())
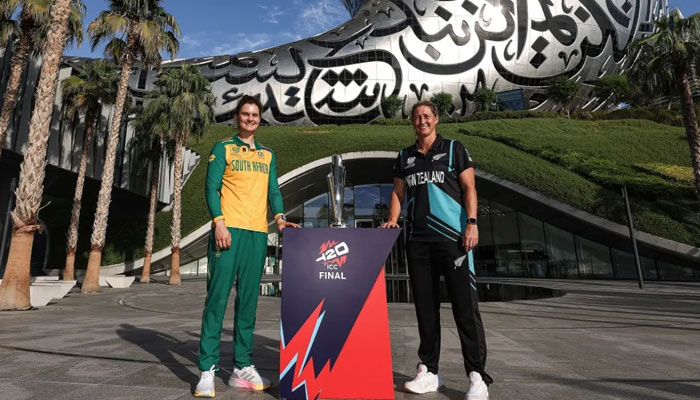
top-left (227, 365), bottom-right (271, 390)
top-left (194, 365), bottom-right (216, 397)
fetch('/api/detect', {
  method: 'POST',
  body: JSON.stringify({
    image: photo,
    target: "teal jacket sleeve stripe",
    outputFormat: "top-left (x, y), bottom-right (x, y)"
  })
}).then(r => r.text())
top-left (267, 151), bottom-right (284, 216)
top-left (205, 142), bottom-right (227, 220)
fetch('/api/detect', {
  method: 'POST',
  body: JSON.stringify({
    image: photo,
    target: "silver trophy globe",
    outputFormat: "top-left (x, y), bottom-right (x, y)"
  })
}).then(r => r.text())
top-left (327, 155), bottom-right (347, 228)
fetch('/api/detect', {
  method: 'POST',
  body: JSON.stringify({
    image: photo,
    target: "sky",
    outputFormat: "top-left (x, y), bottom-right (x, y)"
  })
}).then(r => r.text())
top-left (64, 0), bottom-right (700, 60)
top-left (65, 0), bottom-right (351, 59)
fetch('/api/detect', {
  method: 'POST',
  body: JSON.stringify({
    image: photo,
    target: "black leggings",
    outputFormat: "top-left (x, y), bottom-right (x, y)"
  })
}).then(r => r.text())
top-left (406, 240), bottom-right (492, 384)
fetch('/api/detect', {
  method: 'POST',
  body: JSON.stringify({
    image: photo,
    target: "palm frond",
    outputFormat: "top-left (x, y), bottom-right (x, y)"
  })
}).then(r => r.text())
top-left (0, 12), bottom-right (20, 45)
top-left (103, 37), bottom-right (126, 63)
top-left (88, 0), bottom-right (180, 68)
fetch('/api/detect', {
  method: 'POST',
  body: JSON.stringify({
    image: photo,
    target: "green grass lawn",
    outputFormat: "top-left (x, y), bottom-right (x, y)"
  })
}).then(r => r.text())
top-left (457, 119), bottom-right (694, 193)
top-left (45, 118), bottom-right (700, 267)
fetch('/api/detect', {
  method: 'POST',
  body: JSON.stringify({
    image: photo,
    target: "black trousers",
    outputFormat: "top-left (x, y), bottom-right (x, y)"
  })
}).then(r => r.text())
top-left (406, 240), bottom-right (492, 384)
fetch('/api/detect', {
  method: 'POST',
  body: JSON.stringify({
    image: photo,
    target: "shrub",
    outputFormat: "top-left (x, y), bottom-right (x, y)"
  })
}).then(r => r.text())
top-left (573, 106), bottom-right (696, 127)
top-left (593, 75), bottom-right (631, 106)
top-left (371, 110), bottom-right (561, 125)
top-left (381, 94), bottom-right (403, 119)
top-left (634, 163), bottom-right (695, 184)
top-left (474, 86), bottom-right (497, 112)
top-left (545, 76), bottom-right (581, 118)
top-left (430, 92), bottom-right (453, 118)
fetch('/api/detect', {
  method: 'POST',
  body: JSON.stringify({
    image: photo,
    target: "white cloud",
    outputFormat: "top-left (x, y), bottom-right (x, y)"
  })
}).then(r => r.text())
top-left (170, 1), bottom-right (353, 58)
top-left (279, 31), bottom-right (304, 43)
top-left (180, 34), bottom-right (201, 47)
top-left (258, 4), bottom-right (284, 24)
top-left (208, 33), bottom-right (273, 56)
top-left (294, 0), bottom-right (349, 37)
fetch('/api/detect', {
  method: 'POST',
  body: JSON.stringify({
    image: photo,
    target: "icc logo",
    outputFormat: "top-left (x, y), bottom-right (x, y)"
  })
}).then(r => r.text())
top-left (316, 240), bottom-right (349, 280)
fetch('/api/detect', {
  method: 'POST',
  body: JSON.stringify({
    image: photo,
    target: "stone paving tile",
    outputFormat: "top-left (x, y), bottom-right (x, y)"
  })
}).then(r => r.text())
top-left (51, 383), bottom-right (185, 400)
top-left (0, 279), bottom-right (699, 399)
top-left (0, 350), bottom-right (76, 379)
top-left (0, 380), bottom-right (83, 400)
top-left (19, 358), bottom-right (150, 385)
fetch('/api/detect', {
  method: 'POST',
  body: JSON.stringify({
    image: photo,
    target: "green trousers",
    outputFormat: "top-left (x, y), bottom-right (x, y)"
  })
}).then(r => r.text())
top-left (198, 227), bottom-right (267, 371)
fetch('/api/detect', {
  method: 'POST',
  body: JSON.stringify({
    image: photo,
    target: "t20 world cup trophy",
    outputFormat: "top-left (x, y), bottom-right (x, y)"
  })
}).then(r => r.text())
top-left (328, 155), bottom-right (347, 228)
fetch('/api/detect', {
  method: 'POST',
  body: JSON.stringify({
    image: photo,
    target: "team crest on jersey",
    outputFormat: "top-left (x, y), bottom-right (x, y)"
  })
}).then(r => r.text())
top-left (233, 146), bottom-right (240, 154)
top-left (316, 240), bottom-right (349, 280)
top-left (257, 150), bottom-right (264, 159)
top-left (432, 153), bottom-right (446, 161)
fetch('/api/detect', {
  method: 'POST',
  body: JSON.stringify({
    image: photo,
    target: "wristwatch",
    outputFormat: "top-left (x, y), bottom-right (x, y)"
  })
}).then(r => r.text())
top-left (277, 214), bottom-right (287, 222)
top-left (467, 218), bottom-right (478, 226)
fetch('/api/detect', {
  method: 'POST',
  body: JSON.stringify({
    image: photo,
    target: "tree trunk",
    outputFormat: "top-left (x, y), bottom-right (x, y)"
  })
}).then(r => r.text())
top-left (169, 132), bottom-right (186, 286)
top-left (0, 0), bottom-right (73, 311)
top-left (81, 249), bottom-right (101, 293)
top-left (63, 108), bottom-right (97, 281)
top-left (83, 31), bottom-right (137, 294)
top-left (170, 248), bottom-right (181, 285)
top-left (141, 140), bottom-right (161, 284)
top-left (141, 252), bottom-right (152, 283)
top-left (679, 70), bottom-right (700, 200)
top-left (0, 231), bottom-right (34, 310)
top-left (64, 250), bottom-right (75, 279)
top-left (0, 12), bottom-right (34, 162)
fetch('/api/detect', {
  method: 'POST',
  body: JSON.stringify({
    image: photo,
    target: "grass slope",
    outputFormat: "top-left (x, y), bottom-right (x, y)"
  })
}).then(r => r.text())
top-left (44, 118), bottom-right (700, 268)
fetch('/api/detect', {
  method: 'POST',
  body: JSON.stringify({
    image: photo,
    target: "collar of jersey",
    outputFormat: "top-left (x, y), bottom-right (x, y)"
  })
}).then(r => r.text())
top-left (411, 134), bottom-right (444, 155)
top-left (233, 134), bottom-right (261, 149)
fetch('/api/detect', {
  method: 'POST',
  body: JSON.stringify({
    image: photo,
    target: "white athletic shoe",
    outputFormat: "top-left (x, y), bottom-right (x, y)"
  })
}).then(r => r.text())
top-left (228, 365), bottom-right (271, 390)
top-left (404, 363), bottom-right (445, 394)
top-left (194, 366), bottom-right (216, 398)
top-left (465, 371), bottom-right (489, 400)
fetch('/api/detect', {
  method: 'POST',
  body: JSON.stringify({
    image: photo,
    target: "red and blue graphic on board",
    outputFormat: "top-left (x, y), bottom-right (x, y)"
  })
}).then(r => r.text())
top-left (280, 228), bottom-right (399, 400)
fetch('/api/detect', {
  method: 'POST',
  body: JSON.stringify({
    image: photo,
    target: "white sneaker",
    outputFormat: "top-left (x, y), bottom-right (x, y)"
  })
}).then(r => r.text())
top-left (404, 363), bottom-right (445, 394)
top-left (465, 371), bottom-right (489, 400)
top-left (228, 365), bottom-right (271, 390)
top-left (194, 366), bottom-right (216, 398)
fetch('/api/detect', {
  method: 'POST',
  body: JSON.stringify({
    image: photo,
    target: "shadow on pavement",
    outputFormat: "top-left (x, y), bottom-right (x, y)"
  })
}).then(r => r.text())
top-left (116, 323), bottom-right (281, 395)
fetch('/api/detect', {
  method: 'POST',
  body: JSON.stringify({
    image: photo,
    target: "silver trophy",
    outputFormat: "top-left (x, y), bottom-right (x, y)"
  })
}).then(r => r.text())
top-left (327, 155), bottom-right (346, 228)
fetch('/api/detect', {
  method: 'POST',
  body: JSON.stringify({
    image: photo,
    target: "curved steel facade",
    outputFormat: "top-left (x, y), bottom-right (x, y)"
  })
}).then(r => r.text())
top-left (119, 0), bottom-right (667, 125)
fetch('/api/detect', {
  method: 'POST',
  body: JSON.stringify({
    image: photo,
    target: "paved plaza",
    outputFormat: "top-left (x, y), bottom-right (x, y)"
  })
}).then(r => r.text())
top-left (0, 278), bottom-right (699, 399)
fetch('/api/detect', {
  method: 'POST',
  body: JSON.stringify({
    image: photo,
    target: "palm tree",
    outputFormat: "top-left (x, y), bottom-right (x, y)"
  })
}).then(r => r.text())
top-left (0, 0), bottom-right (80, 311)
top-left (0, 0), bottom-right (84, 162)
top-left (140, 137), bottom-right (163, 283)
top-left (60, 61), bottom-right (119, 280)
top-left (629, 9), bottom-right (700, 197)
top-left (81, 0), bottom-right (179, 293)
top-left (146, 65), bottom-right (214, 285)
top-left (131, 99), bottom-right (172, 284)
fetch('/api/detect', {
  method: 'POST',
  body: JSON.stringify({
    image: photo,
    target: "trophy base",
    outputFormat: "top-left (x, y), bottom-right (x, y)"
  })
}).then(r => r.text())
top-left (329, 223), bottom-right (348, 228)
